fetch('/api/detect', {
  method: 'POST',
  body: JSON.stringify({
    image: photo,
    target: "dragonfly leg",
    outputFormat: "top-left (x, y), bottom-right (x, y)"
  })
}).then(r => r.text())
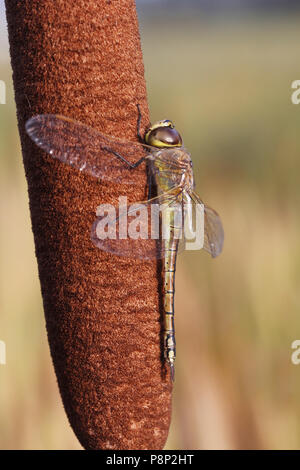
top-left (101, 146), bottom-right (147, 169)
top-left (147, 171), bottom-right (156, 200)
top-left (101, 104), bottom-right (150, 168)
top-left (136, 104), bottom-right (143, 142)
top-left (136, 104), bottom-right (151, 143)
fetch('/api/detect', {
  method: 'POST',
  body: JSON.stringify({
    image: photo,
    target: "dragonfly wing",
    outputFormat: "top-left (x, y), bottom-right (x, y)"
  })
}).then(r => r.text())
top-left (190, 191), bottom-right (224, 258)
top-left (91, 190), bottom-right (185, 260)
top-left (203, 205), bottom-right (224, 257)
top-left (25, 114), bottom-right (153, 184)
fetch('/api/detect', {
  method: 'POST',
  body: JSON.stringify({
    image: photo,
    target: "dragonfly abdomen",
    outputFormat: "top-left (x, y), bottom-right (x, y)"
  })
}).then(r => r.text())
top-left (163, 237), bottom-right (179, 382)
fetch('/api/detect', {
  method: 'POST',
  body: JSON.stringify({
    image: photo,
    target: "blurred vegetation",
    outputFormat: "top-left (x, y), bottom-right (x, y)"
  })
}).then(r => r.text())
top-left (1, 12), bottom-right (300, 449)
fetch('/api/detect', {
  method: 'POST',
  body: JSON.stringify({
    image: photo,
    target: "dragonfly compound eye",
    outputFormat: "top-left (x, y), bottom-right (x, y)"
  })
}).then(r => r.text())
top-left (145, 125), bottom-right (182, 148)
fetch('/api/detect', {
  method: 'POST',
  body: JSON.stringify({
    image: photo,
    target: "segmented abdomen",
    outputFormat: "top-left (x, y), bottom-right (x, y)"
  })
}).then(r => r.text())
top-left (162, 220), bottom-right (180, 382)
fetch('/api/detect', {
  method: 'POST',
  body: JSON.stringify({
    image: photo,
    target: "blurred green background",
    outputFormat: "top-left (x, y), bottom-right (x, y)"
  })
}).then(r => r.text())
top-left (1, 0), bottom-right (300, 449)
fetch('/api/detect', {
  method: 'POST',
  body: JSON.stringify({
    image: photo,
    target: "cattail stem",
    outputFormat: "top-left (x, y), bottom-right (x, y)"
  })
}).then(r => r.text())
top-left (5, 0), bottom-right (172, 450)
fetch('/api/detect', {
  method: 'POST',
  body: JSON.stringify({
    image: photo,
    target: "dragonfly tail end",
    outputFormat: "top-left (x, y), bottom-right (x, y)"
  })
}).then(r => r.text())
top-left (170, 362), bottom-right (175, 382)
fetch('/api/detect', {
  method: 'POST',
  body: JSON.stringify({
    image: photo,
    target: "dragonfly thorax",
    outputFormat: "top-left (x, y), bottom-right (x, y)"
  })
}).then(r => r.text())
top-left (150, 147), bottom-right (194, 194)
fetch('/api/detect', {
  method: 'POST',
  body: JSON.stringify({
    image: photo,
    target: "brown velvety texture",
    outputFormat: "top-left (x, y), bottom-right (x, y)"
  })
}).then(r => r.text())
top-left (5, 0), bottom-right (172, 449)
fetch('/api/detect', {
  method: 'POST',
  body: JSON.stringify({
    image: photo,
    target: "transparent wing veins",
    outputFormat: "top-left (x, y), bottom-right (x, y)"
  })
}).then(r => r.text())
top-left (190, 191), bottom-right (224, 258)
top-left (25, 113), bottom-right (155, 183)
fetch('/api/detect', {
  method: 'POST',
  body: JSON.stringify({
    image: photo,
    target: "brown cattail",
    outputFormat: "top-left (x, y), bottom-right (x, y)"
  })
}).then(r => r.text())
top-left (5, 0), bottom-right (172, 450)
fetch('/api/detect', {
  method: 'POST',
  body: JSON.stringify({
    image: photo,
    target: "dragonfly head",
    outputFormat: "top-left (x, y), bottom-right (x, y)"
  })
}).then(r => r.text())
top-left (144, 119), bottom-right (182, 148)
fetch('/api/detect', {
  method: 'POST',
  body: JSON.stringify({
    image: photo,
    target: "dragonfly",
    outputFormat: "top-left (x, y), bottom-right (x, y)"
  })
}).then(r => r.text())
top-left (25, 106), bottom-right (224, 381)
